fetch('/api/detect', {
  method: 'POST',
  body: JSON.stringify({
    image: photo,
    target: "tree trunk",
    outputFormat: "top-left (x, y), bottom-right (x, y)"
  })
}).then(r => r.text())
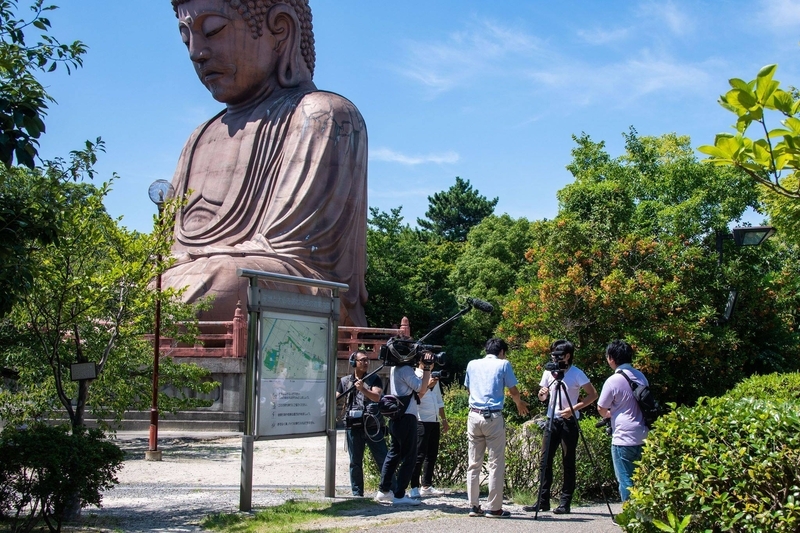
top-left (63, 379), bottom-right (90, 522)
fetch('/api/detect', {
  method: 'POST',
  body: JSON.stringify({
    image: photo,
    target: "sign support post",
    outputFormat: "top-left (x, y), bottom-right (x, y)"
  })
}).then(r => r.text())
top-left (237, 269), bottom-right (347, 511)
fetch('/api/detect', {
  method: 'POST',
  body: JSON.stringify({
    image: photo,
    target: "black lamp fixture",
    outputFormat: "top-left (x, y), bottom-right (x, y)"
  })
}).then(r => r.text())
top-left (716, 225), bottom-right (776, 266)
top-left (715, 224), bottom-right (776, 324)
top-left (731, 225), bottom-right (776, 247)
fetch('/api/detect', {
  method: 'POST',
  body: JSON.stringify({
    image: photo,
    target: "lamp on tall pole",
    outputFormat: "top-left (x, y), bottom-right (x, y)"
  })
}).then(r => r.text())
top-left (146, 179), bottom-right (174, 461)
top-left (715, 225), bottom-right (776, 324)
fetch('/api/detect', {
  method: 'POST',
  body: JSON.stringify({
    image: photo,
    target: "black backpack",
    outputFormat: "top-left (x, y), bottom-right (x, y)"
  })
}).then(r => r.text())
top-left (377, 392), bottom-right (420, 421)
top-left (616, 370), bottom-right (662, 428)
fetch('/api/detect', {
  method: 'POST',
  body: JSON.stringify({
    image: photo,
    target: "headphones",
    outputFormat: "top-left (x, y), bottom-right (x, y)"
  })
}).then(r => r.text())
top-left (349, 351), bottom-right (358, 367)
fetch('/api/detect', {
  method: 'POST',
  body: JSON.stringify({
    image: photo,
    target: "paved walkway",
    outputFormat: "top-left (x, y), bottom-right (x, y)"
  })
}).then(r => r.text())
top-left (366, 503), bottom-right (622, 533)
top-left (84, 431), bottom-right (622, 532)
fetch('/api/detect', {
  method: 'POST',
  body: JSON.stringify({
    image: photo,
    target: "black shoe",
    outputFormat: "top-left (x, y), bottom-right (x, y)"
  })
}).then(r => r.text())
top-left (485, 509), bottom-right (511, 518)
top-left (468, 505), bottom-right (484, 517)
top-left (553, 504), bottom-right (571, 514)
top-left (522, 502), bottom-right (550, 512)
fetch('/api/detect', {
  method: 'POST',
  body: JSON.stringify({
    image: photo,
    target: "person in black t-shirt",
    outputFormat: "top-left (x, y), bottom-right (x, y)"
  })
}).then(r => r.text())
top-left (336, 350), bottom-right (389, 496)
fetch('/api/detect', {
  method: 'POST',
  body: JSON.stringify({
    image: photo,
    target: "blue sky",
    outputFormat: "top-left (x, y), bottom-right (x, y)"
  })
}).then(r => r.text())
top-left (35, 0), bottom-right (800, 233)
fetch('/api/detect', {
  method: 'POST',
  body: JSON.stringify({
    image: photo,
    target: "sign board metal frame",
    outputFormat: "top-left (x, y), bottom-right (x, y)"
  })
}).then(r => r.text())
top-left (237, 269), bottom-right (346, 510)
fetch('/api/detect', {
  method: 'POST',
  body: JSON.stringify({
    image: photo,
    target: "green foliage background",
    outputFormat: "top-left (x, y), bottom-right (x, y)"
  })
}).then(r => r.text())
top-left (367, 131), bottom-right (800, 410)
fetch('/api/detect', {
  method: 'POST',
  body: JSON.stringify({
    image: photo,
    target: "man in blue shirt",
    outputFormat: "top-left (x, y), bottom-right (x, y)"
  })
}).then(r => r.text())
top-left (464, 338), bottom-right (529, 518)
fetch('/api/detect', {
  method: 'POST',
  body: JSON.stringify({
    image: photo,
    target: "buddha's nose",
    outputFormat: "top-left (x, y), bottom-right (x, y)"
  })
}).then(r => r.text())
top-left (189, 40), bottom-right (210, 63)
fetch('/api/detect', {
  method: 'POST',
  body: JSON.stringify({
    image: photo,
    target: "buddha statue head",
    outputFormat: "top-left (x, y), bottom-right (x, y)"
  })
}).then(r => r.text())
top-left (172, 0), bottom-right (315, 105)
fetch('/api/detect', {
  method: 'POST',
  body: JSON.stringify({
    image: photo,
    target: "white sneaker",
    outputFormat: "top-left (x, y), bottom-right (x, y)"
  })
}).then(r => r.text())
top-left (375, 490), bottom-right (393, 504)
top-left (419, 486), bottom-right (445, 496)
top-left (409, 487), bottom-right (421, 499)
top-left (393, 495), bottom-right (422, 506)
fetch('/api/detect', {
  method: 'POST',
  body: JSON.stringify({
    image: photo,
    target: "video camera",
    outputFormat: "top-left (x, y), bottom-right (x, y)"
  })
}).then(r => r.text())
top-left (379, 336), bottom-right (446, 368)
top-left (544, 344), bottom-right (569, 380)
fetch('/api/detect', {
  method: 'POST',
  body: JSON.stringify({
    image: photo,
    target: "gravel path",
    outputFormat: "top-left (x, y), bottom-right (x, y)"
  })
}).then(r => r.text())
top-left (79, 430), bottom-right (622, 532)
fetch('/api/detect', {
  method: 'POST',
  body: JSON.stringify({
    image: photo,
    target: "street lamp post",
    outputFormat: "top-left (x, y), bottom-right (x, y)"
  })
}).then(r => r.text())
top-left (715, 225), bottom-right (776, 323)
top-left (146, 180), bottom-right (174, 461)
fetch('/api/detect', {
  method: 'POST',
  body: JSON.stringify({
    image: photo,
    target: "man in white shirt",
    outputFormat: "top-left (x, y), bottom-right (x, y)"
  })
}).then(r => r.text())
top-left (524, 339), bottom-right (597, 515)
top-left (409, 360), bottom-right (449, 498)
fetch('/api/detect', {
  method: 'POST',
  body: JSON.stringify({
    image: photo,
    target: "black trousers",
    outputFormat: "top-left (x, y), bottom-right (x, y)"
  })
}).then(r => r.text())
top-left (539, 416), bottom-right (579, 499)
top-left (411, 421), bottom-right (441, 489)
top-left (379, 413), bottom-right (418, 498)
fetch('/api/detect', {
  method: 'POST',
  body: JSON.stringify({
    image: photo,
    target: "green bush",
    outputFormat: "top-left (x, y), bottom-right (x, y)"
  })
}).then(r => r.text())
top-left (724, 371), bottom-right (800, 402)
top-left (432, 416), bottom-right (468, 487)
top-left (621, 395), bottom-right (800, 532)
top-left (0, 424), bottom-right (124, 533)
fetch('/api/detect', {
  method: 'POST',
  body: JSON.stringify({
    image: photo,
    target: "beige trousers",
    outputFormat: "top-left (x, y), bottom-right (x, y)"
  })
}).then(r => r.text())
top-left (466, 411), bottom-right (506, 511)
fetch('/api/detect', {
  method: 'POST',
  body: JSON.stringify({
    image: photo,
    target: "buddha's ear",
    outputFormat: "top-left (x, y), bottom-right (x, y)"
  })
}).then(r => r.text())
top-left (267, 4), bottom-right (308, 87)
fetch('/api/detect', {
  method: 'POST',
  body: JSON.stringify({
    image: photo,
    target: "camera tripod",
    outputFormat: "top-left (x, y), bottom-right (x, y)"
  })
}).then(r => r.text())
top-left (533, 372), bottom-right (615, 521)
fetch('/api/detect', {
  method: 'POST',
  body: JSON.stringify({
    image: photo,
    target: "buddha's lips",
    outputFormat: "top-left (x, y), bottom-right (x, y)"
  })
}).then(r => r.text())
top-left (201, 70), bottom-right (224, 82)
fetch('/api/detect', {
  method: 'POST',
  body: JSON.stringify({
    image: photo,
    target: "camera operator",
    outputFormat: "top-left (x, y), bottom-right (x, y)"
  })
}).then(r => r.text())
top-left (409, 360), bottom-right (449, 498)
top-left (524, 339), bottom-right (597, 515)
top-left (375, 349), bottom-right (435, 506)
top-left (464, 338), bottom-right (529, 518)
top-left (597, 339), bottom-right (649, 502)
top-left (336, 350), bottom-right (387, 497)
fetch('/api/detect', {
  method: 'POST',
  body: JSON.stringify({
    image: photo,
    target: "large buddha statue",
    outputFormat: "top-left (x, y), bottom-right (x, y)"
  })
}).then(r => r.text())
top-left (163, 0), bottom-right (367, 326)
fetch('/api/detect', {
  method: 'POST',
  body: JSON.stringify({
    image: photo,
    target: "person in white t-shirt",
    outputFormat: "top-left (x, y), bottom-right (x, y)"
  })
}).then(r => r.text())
top-left (408, 360), bottom-right (450, 498)
top-left (524, 339), bottom-right (597, 515)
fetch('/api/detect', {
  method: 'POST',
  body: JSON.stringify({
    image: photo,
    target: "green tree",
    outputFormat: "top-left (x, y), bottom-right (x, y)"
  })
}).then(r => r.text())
top-left (698, 64), bottom-right (800, 246)
top-left (417, 176), bottom-right (498, 242)
top-left (499, 131), bottom-right (798, 405)
top-left (0, 0), bottom-right (89, 318)
top-left (0, 0), bottom-right (86, 168)
top-left (443, 214), bottom-right (539, 375)
top-left (365, 207), bottom-right (459, 335)
top-left (1, 179), bottom-right (215, 431)
top-left (0, 142), bottom-right (103, 318)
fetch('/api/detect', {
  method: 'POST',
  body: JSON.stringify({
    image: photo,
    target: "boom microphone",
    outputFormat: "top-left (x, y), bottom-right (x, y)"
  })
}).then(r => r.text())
top-left (467, 297), bottom-right (494, 314)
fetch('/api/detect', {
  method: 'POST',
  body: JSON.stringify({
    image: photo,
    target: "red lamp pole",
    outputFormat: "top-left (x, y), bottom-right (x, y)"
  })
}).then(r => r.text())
top-left (146, 180), bottom-right (172, 461)
top-left (146, 249), bottom-right (162, 461)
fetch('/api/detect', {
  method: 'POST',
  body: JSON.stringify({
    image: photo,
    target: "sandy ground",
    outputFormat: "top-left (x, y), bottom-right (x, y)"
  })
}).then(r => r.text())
top-left (79, 430), bottom-right (622, 532)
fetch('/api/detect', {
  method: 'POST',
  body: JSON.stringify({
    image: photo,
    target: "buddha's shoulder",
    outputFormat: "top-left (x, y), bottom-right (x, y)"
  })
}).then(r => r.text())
top-left (295, 90), bottom-right (363, 117)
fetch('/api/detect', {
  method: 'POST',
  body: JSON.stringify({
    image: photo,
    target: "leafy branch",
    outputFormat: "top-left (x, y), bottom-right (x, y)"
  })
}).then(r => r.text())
top-left (699, 64), bottom-right (800, 199)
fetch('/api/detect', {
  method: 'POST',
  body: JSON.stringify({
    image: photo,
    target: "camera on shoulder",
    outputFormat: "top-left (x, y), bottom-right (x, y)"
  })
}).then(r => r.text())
top-left (379, 336), bottom-right (446, 368)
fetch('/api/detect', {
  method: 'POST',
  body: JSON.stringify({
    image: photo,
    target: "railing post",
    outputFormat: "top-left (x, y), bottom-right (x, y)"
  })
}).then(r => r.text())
top-left (233, 300), bottom-right (246, 358)
top-left (400, 316), bottom-right (411, 337)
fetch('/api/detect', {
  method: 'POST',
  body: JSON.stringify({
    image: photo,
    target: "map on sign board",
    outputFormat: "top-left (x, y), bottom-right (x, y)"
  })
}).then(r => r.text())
top-left (257, 312), bottom-right (329, 437)
top-left (260, 315), bottom-right (328, 381)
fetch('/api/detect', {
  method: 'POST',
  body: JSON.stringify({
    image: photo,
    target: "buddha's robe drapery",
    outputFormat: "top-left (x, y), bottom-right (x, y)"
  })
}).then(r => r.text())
top-left (161, 89), bottom-right (368, 326)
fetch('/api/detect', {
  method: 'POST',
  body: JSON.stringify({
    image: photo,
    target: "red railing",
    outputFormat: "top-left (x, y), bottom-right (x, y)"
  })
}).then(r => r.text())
top-left (337, 317), bottom-right (410, 360)
top-left (146, 301), bottom-right (247, 358)
top-left (150, 301), bottom-right (408, 362)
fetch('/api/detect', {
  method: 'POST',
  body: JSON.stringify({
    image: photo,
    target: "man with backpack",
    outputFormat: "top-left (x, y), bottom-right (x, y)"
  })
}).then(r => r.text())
top-left (597, 339), bottom-right (650, 502)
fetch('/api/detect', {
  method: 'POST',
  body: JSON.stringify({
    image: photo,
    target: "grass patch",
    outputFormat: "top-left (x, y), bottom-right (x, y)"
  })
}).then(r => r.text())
top-left (201, 499), bottom-right (370, 533)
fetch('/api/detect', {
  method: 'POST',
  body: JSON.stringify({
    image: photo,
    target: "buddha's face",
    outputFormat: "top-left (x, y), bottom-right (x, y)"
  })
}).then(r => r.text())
top-left (177, 0), bottom-right (280, 105)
